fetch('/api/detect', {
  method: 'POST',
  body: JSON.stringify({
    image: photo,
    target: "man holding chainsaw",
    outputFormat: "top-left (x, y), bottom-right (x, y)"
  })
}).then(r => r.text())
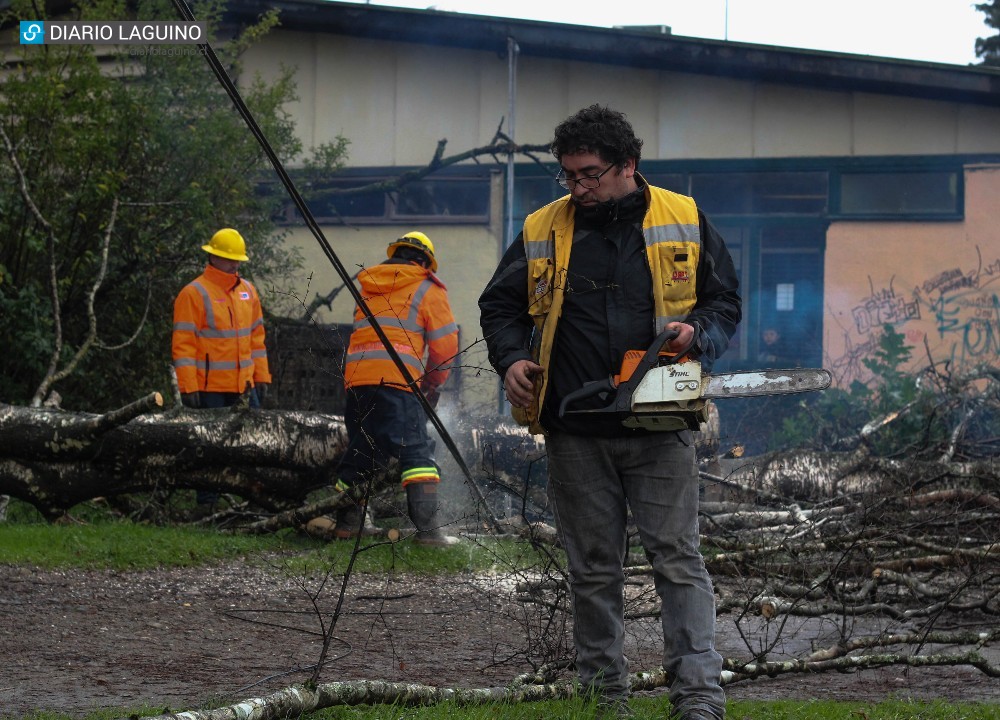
top-left (333, 231), bottom-right (460, 546)
top-left (479, 105), bottom-right (741, 719)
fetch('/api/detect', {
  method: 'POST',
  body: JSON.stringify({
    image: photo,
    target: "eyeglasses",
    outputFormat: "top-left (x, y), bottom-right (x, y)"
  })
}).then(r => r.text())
top-left (556, 164), bottom-right (616, 190)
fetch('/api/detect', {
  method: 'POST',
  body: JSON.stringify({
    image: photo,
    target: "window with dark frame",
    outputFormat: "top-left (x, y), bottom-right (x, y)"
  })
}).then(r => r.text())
top-left (837, 170), bottom-right (959, 217)
top-left (267, 159), bottom-right (971, 226)
top-left (393, 178), bottom-right (490, 220)
top-left (271, 173), bottom-right (491, 225)
top-left (690, 171), bottom-right (828, 215)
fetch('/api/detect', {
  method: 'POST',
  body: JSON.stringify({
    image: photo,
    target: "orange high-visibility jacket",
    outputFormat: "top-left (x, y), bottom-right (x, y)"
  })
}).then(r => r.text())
top-left (343, 261), bottom-right (458, 392)
top-left (172, 263), bottom-right (271, 394)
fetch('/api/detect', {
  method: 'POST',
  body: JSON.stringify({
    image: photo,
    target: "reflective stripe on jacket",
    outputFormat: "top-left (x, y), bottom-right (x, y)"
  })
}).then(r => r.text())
top-left (172, 263), bottom-right (271, 394)
top-left (343, 261), bottom-right (459, 392)
top-left (514, 177), bottom-right (701, 433)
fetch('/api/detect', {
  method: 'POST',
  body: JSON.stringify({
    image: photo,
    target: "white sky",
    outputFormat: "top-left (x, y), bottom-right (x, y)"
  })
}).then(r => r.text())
top-left (344, 0), bottom-right (992, 66)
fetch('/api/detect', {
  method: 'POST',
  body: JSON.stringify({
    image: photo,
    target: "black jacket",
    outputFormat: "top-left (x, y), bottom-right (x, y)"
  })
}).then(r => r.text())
top-left (479, 189), bottom-right (741, 436)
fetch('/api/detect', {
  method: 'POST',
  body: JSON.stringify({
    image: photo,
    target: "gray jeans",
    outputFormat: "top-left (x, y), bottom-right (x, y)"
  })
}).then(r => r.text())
top-left (546, 431), bottom-right (725, 718)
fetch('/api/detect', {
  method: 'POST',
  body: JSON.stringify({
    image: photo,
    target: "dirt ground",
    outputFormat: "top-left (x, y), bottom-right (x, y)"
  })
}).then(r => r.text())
top-left (1, 559), bottom-right (998, 719)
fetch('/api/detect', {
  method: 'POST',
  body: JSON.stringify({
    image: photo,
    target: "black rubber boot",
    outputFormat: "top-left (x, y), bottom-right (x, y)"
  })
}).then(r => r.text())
top-left (405, 482), bottom-right (457, 546)
top-left (333, 503), bottom-right (363, 540)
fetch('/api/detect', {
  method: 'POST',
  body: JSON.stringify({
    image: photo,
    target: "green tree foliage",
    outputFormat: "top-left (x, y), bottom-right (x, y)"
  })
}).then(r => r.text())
top-left (975, 0), bottom-right (1000, 66)
top-left (0, 0), bottom-right (340, 410)
top-left (773, 324), bottom-right (942, 456)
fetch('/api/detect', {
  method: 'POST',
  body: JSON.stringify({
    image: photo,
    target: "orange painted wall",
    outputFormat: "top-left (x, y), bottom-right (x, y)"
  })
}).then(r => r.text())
top-left (824, 164), bottom-right (1000, 384)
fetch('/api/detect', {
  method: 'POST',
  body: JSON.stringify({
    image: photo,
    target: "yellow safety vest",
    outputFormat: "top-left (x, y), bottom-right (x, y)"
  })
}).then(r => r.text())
top-left (514, 176), bottom-right (702, 433)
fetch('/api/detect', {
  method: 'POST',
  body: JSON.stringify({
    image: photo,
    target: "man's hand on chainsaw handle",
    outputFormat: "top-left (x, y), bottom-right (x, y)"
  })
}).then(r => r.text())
top-left (663, 321), bottom-right (697, 357)
top-left (504, 323), bottom-right (692, 409)
top-left (505, 359), bottom-right (544, 409)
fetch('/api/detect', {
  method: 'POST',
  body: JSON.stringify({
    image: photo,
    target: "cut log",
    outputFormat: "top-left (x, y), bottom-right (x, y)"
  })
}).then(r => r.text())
top-left (0, 399), bottom-right (349, 519)
top-left (724, 448), bottom-right (1000, 501)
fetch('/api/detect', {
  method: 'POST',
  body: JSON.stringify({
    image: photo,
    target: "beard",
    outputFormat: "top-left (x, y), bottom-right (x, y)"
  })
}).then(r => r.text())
top-left (573, 185), bottom-right (646, 227)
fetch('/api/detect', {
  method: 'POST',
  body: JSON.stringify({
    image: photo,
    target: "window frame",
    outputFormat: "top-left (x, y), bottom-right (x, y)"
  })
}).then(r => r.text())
top-left (830, 164), bottom-right (963, 221)
top-left (508, 154), bottom-right (993, 225)
top-left (269, 165), bottom-right (494, 226)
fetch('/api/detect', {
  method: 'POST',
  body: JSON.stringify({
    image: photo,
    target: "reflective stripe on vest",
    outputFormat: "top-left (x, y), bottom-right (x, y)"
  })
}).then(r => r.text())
top-left (344, 346), bottom-right (426, 375)
top-left (172, 269), bottom-right (268, 394)
top-left (344, 274), bottom-right (454, 390)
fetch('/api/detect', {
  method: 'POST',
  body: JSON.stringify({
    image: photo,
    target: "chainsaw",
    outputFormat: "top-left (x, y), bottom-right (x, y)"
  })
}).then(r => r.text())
top-left (558, 328), bottom-right (832, 432)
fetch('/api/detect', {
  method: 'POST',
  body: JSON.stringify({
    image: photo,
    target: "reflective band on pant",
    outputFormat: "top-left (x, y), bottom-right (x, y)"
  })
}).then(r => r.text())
top-left (400, 467), bottom-right (441, 486)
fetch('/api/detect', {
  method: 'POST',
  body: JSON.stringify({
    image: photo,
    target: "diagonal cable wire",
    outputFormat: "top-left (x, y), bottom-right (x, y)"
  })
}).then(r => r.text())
top-left (170, 0), bottom-right (500, 531)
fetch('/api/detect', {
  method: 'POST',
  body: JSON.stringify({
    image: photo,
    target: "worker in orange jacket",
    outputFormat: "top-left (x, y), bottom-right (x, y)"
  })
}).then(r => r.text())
top-left (172, 228), bottom-right (271, 410)
top-left (336, 231), bottom-right (459, 546)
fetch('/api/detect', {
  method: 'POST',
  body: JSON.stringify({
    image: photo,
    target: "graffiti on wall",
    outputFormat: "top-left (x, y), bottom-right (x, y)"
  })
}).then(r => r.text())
top-left (916, 246), bottom-right (1000, 364)
top-left (851, 277), bottom-right (920, 334)
top-left (834, 246), bottom-right (1000, 382)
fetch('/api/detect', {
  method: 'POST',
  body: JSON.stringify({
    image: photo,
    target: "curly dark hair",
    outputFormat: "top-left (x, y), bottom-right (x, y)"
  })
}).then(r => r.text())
top-left (550, 104), bottom-right (643, 169)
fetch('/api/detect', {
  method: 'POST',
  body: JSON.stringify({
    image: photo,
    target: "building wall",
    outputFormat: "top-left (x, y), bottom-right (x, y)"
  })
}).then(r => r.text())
top-left (242, 30), bottom-right (1000, 165)
top-left (824, 164), bottom-right (1000, 383)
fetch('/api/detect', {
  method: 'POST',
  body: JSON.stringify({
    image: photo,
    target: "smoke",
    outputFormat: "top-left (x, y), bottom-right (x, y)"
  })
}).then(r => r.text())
top-left (429, 396), bottom-right (549, 528)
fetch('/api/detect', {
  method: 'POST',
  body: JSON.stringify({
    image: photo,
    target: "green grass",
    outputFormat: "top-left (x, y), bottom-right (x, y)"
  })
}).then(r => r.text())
top-left (0, 521), bottom-right (298, 569)
top-left (8, 697), bottom-right (999, 720)
top-left (0, 518), bottom-right (547, 574)
top-left (288, 698), bottom-right (1000, 720)
top-left (0, 499), bottom-right (551, 573)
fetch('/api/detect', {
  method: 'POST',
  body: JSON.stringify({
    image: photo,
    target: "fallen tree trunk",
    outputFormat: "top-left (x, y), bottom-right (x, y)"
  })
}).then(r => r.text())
top-left (727, 448), bottom-right (1000, 501)
top-left (128, 645), bottom-right (1000, 720)
top-left (0, 398), bottom-right (349, 519)
top-left (127, 677), bottom-right (575, 720)
top-left (723, 650), bottom-right (1000, 682)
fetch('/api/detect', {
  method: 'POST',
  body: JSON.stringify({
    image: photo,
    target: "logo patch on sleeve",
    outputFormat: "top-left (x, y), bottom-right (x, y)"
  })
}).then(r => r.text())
top-left (240, 291), bottom-right (251, 300)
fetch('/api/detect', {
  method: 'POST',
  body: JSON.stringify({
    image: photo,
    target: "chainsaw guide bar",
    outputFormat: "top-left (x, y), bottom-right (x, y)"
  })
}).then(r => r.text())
top-left (558, 327), bottom-right (833, 432)
top-left (702, 367), bottom-right (833, 398)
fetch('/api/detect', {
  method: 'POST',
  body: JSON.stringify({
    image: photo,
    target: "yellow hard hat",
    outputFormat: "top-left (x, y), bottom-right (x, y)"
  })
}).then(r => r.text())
top-left (387, 230), bottom-right (437, 272)
top-left (202, 228), bottom-right (249, 262)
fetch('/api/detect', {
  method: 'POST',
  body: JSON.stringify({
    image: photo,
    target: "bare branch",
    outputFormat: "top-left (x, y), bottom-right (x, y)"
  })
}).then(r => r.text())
top-left (724, 650), bottom-right (1000, 682)
top-left (30, 198), bottom-right (120, 405)
top-left (0, 124), bottom-right (64, 408)
top-left (96, 279), bottom-right (153, 351)
top-left (305, 132), bottom-right (551, 203)
top-left (4, 121), bottom-right (126, 408)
